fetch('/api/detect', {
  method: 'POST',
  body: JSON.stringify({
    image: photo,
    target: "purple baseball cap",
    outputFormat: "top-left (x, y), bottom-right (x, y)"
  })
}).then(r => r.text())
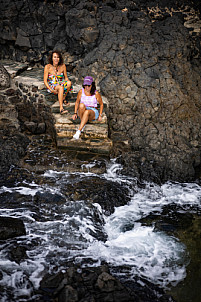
top-left (83, 76), bottom-right (93, 86)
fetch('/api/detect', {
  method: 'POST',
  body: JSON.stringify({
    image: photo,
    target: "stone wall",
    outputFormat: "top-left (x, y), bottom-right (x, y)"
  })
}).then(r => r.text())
top-left (1, 0), bottom-right (201, 182)
top-left (14, 80), bottom-right (55, 137)
top-left (0, 64), bottom-right (55, 176)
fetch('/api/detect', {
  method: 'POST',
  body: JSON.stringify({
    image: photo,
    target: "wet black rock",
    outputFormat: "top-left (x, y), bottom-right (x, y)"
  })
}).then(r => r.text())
top-left (38, 264), bottom-right (175, 302)
top-left (8, 245), bottom-right (28, 263)
top-left (34, 191), bottom-right (67, 206)
top-left (0, 216), bottom-right (26, 240)
top-left (0, 127), bottom-right (30, 174)
top-left (138, 203), bottom-right (196, 235)
top-left (65, 176), bottom-right (132, 215)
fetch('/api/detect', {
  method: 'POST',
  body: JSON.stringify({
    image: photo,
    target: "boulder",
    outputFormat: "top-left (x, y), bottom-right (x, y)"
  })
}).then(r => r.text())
top-left (0, 217), bottom-right (26, 240)
top-left (39, 265), bottom-right (175, 302)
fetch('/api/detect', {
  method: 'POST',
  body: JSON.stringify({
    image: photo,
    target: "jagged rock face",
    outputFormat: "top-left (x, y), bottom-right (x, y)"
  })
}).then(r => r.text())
top-left (1, 0), bottom-right (201, 182)
top-left (0, 65), bottom-right (56, 175)
top-left (73, 3), bottom-right (201, 182)
top-left (0, 65), bottom-right (10, 90)
top-left (0, 66), bottom-right (29, 174)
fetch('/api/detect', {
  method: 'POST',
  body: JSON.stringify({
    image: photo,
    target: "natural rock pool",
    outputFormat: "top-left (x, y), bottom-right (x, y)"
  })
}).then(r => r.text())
top-left (0, 134), bottom-right (200, 302)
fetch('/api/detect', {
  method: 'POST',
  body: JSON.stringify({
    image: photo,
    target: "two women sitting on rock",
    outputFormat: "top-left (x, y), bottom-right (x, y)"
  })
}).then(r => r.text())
top-left (72, 76), bottom-right (103, 140)
top-left (44, 50), bottom-right (72, 115)
top-left (44, 51), bottom-right (103, 140)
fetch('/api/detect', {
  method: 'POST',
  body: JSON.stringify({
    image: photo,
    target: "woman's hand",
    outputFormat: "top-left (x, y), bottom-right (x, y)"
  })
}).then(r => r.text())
top-left (98, 115), bottom-right (102, 122)
top-left (49, 88), bottom-right (55, 94)
top-left (52, 89), bottom-right (57, 94)
top-left (49, 87), bottom-right (58, 94)
top-left (72, 113), bottom-right (77, 120)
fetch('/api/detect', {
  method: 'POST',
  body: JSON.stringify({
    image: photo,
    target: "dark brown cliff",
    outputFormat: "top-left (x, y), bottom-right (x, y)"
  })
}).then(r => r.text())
top-left (0, 0), bottom-right (201, 182)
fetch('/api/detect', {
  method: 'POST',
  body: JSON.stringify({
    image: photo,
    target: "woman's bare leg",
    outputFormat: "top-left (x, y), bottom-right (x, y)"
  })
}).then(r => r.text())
top-left (73, 106), bottom-right (95, 139)
top-left (78, 103), bottom-right (86, 120)
top-left (63, 80), bottom-right (72, 102)
top-left (78, 110), bottom-right (95, 131)
top-left (55, 85), bottom-right (67, 113)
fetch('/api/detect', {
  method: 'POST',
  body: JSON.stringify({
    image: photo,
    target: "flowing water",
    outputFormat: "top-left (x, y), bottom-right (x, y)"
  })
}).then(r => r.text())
top-left (0, 140), bottom-right (201, 301)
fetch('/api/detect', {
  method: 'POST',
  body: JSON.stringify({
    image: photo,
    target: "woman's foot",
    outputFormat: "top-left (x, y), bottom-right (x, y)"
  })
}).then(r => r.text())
top-left (81, 125), bottom-right (85, 132)
top-left (60, 109), bottom-right (68, 115)
top-left (73, 130), bottom-right (81, 139)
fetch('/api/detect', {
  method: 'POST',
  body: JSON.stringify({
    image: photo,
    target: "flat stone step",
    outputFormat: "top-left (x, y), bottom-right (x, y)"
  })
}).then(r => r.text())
top-left (1, 59), bottom-right (29, 78)
top-left (53, 103), bottom-right (112, 153)
top-left (57, 137), bottom-right (113, 155)
top-left (51, 104), bottom-right (74, 113)
top-left (56, 123), bottom-right (108, 139)
top-left (54, 112), bottom-right (108, 138)
top-left (40, 89), bottom-right (78, 101)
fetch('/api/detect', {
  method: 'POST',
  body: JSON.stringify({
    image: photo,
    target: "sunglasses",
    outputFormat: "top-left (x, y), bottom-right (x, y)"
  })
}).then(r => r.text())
top-left (84, 84), bottom-right (92, 87)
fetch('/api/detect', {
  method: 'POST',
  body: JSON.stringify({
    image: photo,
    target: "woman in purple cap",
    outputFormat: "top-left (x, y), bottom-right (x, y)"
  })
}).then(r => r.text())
top-left (72, 76), bottom-right (103, 139)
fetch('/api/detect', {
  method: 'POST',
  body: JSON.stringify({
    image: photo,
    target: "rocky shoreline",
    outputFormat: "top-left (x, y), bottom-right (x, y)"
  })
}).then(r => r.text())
top-left (37, 264), bottom-right (176, 302)
top-left (0, 1), bottom-right (201, 300)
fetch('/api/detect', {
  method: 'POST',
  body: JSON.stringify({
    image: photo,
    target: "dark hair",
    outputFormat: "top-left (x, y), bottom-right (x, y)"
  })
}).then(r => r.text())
top-left (83, 82), bottom-right (96, 96)
top-left (48, 50), bottom-right (63, 65)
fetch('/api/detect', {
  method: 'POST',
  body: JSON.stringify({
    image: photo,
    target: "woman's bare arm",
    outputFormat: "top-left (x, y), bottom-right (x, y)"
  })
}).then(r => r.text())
top-left (63, 64), bottom-right (69, 81)
top-left (44, 65), bottom-right (54, 93)
top-left (72, 89), bottom-right (82, 120)
top-left (96, 91), bottom-right (103, 120)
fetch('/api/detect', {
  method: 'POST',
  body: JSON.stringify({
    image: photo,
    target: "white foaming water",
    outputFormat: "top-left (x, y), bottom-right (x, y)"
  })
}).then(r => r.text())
top-left (0, 181), bottom-right (62, 197)
top-left (84, 203), bottom-right (188, 285)
top-left (85, 225), bottom-right (187, 288)
top-left (0, 161), bottom-right (201, 300)
top-left (104, 159), bottom-right (132, 184)
top-left (80, 160), bottom-right (200, 287)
